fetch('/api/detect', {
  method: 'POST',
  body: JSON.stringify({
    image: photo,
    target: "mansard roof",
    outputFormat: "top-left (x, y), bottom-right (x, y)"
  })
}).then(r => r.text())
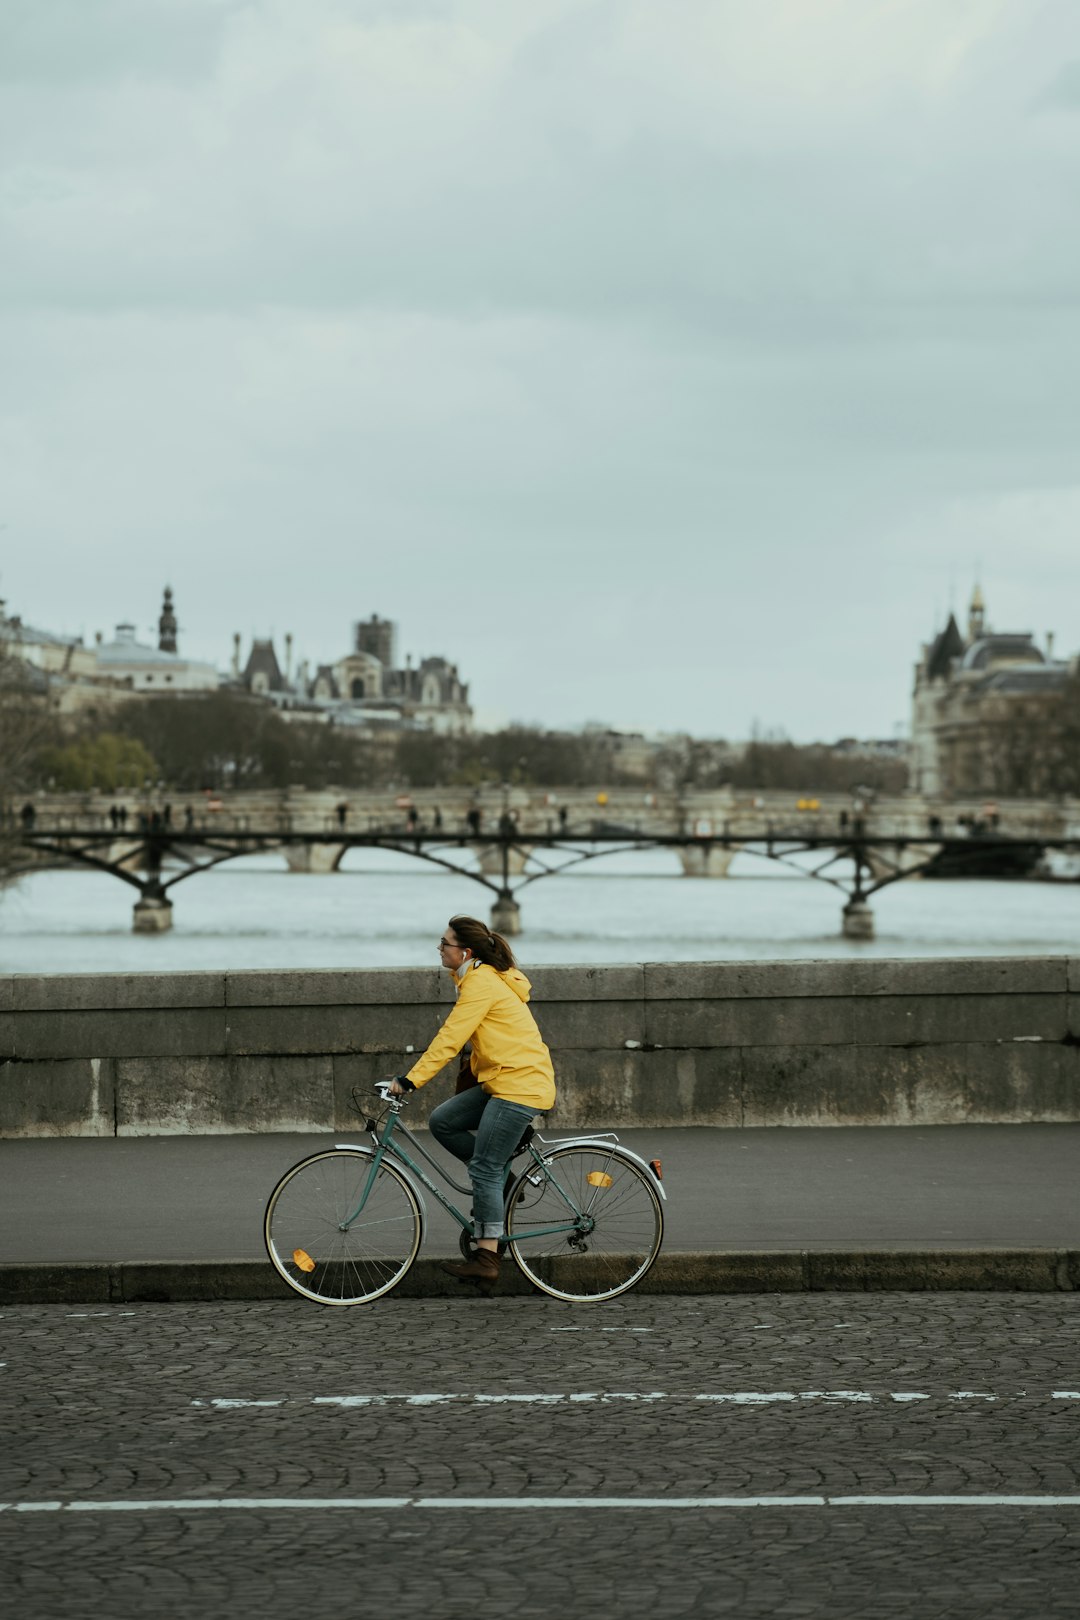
top-left (960, 634), bottom-right (1045, 673)
top-left (0, 618), bottom-right (81, 651)
top-left (242, 639), bottom-right (285, 690)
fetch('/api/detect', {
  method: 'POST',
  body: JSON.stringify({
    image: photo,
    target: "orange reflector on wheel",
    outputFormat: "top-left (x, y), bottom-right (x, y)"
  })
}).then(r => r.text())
top-left (649, 1158), bottom-right (663, 1181)
top-left (293, 1249), bottom-right (316, 1272)
top-left (586, 1171), bottom-right (614, 1188)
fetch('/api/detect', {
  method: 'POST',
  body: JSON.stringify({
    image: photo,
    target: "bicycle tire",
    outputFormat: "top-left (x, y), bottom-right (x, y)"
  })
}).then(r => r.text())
top-left (506, 1144), bottom-right (663, 1302)
top-left (264, 1148), bottom-right (422, 1305)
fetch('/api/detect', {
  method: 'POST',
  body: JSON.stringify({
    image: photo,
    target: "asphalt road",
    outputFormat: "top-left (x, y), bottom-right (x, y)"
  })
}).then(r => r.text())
top-left (4, 1124), bottom-right (1079, 1263)
top-left (3, 1293), bottom-right (1079, 1618)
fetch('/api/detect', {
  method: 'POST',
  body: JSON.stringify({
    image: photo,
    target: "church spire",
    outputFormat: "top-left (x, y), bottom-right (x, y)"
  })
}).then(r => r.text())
top-left (967, 583), bottom-right (985, 643)
top-left (158, 585), bottom-right (178, 654)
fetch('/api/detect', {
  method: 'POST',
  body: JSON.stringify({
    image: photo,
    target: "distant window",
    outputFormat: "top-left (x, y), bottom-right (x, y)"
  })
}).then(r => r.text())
top-left (165, 675), bottom-right (173, 683)
top-left (146, 675), bottom-right (153, 683)
top-left (351, 678), bottom-right (365, 699)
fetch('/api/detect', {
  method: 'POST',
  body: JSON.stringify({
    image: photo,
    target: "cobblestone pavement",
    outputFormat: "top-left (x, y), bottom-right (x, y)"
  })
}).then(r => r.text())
top-left (2, 1293), bottom-right (1079, 1618)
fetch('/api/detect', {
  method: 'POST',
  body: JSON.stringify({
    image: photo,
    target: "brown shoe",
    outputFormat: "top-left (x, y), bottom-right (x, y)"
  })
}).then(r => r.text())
top-left (441, 1249), bottom-right (501, 1290)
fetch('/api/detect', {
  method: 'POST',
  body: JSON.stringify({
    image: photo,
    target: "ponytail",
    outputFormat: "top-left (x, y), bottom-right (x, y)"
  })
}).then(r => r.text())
top-left (448, 914), bottom-right (516, 971)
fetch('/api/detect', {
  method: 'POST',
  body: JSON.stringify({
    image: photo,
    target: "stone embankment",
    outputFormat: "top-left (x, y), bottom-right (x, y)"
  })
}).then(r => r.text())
top-left (2, 958), bottom-right (1078, 1137)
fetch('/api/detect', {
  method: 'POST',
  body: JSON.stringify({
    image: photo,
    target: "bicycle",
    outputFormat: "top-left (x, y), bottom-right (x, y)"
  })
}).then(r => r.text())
top-left (264, 1080), bottom-right (666, 1305)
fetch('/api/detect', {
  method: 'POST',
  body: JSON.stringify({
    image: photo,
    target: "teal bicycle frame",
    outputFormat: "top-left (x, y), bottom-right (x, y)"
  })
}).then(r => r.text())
top-left (338, 1104), bottom-right (598, 1244)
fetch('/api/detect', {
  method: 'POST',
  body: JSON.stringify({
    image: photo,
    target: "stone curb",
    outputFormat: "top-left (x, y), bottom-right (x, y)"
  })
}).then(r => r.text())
top-left (2, 1249), bottom-right (1078, 1304)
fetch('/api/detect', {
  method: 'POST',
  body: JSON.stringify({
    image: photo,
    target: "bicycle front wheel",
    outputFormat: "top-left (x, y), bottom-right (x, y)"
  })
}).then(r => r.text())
top-left (506, 1144), bottom-right (663, 1302)
top-left (265, 1149), bottom-right (422, 1305)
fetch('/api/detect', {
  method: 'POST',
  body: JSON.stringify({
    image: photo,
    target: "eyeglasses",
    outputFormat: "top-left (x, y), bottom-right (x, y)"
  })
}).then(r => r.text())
top-left (438, 938), bottom-right (459, 950)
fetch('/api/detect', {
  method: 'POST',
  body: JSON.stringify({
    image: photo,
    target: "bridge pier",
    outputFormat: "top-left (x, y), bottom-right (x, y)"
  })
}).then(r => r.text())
top-left (678, 845), bottom-right (737, 878)
top-left (284, 844), bottom-right (346, 874)
top-left (491, 891), bottom-right (522, 936)
top-left (841, 899), bottom-right (874, 941)
top-left (133, 894), bottom-right (173, 933)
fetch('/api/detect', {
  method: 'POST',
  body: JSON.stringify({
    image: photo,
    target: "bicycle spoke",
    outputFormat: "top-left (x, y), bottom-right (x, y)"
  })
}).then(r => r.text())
top-left (264, 1150), bottom-right (422, 1305)
top-left (507, 1145), bottom-right (663, 1302)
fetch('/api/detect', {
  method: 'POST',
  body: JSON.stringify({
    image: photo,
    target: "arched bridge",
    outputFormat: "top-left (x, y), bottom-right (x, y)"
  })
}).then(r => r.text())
top-left (9, 819), bottom-right (1079, 941)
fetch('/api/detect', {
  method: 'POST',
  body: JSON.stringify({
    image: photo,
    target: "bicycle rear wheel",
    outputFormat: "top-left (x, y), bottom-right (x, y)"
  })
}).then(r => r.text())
top-left (506, 1144), bottom-right (663, 1302)
top-left (265, 1148), bottom-right (422, 1305)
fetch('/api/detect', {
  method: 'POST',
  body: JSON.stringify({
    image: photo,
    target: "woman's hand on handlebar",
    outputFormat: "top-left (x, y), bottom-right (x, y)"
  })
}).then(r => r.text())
top-left (387, 1076), bottom-right (413, 1099)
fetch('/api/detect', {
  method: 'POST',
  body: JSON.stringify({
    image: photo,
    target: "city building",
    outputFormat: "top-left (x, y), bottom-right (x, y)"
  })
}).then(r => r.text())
top-left (94, 588), bottom-right (218, 695)
top-left (0, 599), bottom-right (98, 685)
top-left (1, 587), bottom-right (218, 710)
top-left (910, 586), bottom-right (1071, 795)
top-left (234, 613), bottom-right (473, 734)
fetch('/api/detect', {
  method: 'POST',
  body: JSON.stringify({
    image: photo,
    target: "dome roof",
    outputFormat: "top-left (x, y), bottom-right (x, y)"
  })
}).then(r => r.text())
top-left (960, 634), bottom-right (1044, 673)
top-left (96, 624), bottom-right (181, 665)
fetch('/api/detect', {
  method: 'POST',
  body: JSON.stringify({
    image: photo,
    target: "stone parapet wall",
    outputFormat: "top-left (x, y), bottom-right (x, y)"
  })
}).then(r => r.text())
top-left (1, 959), bottom-right (1078, 1137)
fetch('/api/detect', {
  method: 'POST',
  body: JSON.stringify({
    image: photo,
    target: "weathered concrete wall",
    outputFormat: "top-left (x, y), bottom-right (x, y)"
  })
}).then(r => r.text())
top-left (2, 958), bottom-right (1078, 1136)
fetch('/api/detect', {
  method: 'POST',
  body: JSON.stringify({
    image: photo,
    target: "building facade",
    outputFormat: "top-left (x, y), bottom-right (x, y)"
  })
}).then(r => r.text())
top-left (1, 587), bottom-right (218, 711)
top-left (911, 587), bottom-right (1071, 796)
top-left (95, 598), bottom-right (219, 695)
top-left (235, 614), bottom-right (473, 734)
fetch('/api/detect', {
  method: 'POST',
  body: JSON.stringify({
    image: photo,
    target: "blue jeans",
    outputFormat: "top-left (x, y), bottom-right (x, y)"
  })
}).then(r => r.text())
top-left (428, 1088), bottom-right (536, 1240)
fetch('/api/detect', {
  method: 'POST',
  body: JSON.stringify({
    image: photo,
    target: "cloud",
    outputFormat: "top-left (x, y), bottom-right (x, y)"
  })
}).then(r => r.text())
top-left (2, 0), bottom-right (1080, 739)
top-left (0, 0), bottom-right (241, 86)
top-left (1032, 59), bottom-right (1080, 111)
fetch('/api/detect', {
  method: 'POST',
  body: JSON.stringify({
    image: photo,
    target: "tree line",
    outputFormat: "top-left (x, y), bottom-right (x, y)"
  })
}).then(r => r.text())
top-left (3, 689), bottom-right (914, 798)
top-left (8, 663), bottom-right (1080, 821)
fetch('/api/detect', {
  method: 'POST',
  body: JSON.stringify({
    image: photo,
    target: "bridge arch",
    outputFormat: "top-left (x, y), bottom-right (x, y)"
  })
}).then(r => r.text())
top-left (8, 825), bottom-right (1068, 941)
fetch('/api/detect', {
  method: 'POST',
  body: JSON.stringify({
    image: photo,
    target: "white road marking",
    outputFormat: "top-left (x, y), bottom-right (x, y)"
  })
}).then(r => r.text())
top-left (0, 1499), bottom-right (409, 1513)
top-left (2, 1496), bottom-right (1080, 1514)
top-left (192, 1399), bottom-right (285, 1409)
top-left (830, 1496), bottom-right (1080, 1507)
top-left (189, 1390), bottom-right (1080, 1409)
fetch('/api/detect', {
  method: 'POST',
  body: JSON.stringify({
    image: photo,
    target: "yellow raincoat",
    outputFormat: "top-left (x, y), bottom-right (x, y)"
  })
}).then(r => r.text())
top-left (405, 961), bottom-right (556, 1112)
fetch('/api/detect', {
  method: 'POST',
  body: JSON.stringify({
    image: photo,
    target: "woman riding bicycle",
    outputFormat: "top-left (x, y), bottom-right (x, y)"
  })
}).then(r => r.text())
top-left (389, 915), bottom-right (556, 1293)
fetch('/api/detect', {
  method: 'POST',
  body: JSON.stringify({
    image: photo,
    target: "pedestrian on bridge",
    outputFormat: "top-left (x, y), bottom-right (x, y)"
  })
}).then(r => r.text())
top-left (389, 915), bottom-right (556, 1294)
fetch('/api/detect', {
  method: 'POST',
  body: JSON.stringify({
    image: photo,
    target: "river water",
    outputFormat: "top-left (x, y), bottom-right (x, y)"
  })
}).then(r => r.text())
top-left (1, 847), bottom-right (1077, 973)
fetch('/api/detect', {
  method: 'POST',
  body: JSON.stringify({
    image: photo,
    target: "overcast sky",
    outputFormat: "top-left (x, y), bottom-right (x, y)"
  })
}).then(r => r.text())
top-left (2, 0), bottom-right (1079, 741)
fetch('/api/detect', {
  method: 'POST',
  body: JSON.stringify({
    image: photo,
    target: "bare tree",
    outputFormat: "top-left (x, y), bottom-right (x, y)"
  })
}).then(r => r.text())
top-left (0, 641), bottom-right (55, 880)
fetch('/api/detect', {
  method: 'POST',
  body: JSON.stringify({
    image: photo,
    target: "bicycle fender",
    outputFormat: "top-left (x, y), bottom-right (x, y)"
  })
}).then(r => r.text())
top-left (539, 1138), bottom-right (667, 1201)
top-left (333, 1143), bottom-right (429, 1243)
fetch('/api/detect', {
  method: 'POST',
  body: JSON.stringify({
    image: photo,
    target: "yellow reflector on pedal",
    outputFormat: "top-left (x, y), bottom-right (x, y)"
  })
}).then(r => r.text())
top-left (293, 1249), bottom-right (316, 1272)
top-left (586, 1171), bottom-right (613, 1188)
